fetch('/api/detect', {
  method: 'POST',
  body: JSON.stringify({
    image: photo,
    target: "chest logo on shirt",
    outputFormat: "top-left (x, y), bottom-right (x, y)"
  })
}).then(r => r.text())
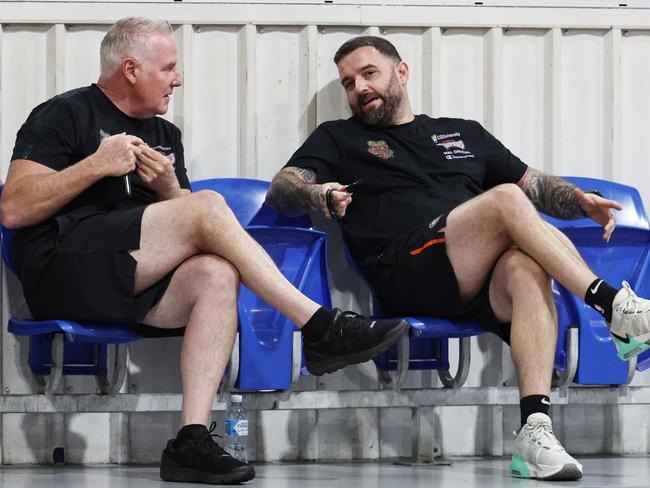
top-left (431, 132), bottom-right (475, 160)
top-left (367, 140), bottom-right (394, 160)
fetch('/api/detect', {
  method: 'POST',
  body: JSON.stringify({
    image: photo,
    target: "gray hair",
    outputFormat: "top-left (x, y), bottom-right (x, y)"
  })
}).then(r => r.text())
top-left (100, 17), bottom-right (173, 77)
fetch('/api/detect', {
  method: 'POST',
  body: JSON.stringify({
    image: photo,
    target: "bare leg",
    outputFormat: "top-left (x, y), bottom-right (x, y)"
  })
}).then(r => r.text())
top-left (445, 183), bottom-right (596, 301)
top-left (130, 191), bottom-right (320, 327)
top-left (489, 249), bottom-right (557, 397)
top-left (141, 254), bottom-right (239, 426)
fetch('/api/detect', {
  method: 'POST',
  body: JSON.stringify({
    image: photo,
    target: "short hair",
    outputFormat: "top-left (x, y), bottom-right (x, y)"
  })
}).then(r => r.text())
top-left (100, 17), bottom-right (173, 77)
top-left (333, 36), bottom-right (402, 65)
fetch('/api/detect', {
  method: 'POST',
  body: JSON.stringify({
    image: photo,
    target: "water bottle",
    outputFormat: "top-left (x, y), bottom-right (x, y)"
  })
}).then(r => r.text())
top-left (224, 394), bottom-right (249, 462)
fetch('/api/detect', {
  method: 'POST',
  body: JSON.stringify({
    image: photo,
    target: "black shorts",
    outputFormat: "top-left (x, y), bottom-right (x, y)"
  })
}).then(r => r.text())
top-left (13, 206), bottom-right (174, 327)
top-left (369, 214), bottom-right (512, 343)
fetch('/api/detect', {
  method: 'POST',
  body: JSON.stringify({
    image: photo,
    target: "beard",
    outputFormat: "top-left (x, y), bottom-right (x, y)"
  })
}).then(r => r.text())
top-left (351, 72), bottom-right (403, 128)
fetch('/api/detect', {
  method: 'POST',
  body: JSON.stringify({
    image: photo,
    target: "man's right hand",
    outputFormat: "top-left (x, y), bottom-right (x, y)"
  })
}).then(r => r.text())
top-left (312, 182), bottom-right (353, 220)
top-left (90, 133), bottom-right (143, 177)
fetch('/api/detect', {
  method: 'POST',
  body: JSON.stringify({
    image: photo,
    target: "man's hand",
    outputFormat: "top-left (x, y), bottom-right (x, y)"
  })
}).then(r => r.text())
top-left (575, 188), bottom-right (623, 242)
top-left (135, 144), bottom-right (181, 199)
top-left (312, 182), bottom-right (353, 220)
top-left (91, 133), bottom-right (143, 177)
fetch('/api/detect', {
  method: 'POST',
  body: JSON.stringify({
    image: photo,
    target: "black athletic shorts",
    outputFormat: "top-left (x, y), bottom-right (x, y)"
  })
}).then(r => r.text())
top-left (368, 214), bottom-right (512, 343)
top-left (12, 205), bottom-right (176, 329)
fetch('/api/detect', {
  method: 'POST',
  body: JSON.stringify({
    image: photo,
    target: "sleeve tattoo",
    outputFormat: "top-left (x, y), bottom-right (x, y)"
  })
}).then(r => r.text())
top-left (266, 166), bottom-right (319, 216)
top-left (520, 168), bottom-right (583, 219)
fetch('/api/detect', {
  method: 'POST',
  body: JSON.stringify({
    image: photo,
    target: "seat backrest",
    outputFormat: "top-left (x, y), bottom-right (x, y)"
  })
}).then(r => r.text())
top-left (191, 178), bottom-right (311, 228)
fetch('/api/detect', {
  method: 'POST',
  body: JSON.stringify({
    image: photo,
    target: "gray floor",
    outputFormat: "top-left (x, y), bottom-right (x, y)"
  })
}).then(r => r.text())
top-left (0, 457), bottom-right (648, 487)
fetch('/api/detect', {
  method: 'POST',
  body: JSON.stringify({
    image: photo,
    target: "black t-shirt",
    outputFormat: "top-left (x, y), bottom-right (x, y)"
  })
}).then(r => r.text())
top-left (9, 84), bottom-right (191, 261)
top-left (286, 114), bottom-right (527, 270)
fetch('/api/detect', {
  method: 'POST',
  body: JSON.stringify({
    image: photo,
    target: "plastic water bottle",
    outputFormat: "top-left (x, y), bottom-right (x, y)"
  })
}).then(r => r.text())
top-left (224, 394), bottom-right (249, 462)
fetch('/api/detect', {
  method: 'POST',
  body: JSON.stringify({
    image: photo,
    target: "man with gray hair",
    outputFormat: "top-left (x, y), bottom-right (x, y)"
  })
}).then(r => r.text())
top-left (1, 20), bottom-right (408, 484)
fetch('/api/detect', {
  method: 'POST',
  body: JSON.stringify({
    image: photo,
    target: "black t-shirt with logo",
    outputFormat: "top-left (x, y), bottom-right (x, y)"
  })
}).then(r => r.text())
top-left (9, 84), bottom-right (190, 266)
top-left (286, 114), bottom-right (527, 270)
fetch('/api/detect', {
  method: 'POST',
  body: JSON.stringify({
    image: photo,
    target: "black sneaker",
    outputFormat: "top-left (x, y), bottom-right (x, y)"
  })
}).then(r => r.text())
top-left (303, 309), bottom-right (409, 376)
top-left (160, 421), bottom-right (255, 484)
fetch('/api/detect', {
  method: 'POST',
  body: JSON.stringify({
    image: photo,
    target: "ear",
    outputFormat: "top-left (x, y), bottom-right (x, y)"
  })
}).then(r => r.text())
top-left (122, 58), bottom-right (138, 85)
top-left (396, 61), bottom-right (409, 86)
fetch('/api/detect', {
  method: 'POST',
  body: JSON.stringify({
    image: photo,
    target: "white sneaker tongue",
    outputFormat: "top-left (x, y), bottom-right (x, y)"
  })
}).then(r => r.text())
top-left (613, 285), bottom-right (632, 308)
top-left (526, 412), bottom-right (553, 429)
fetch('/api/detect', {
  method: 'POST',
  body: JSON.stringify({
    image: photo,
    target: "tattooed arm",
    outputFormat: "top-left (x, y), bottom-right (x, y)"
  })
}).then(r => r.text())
top-left (266, 166), bottom-right (351, 220)
top-left (518, 167), bottom-right (623, 241)
top-left (518, 167), bottom-right (584, 219)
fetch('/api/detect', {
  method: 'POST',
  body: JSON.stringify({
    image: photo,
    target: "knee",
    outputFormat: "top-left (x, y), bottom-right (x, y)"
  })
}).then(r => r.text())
top-left (185, 255), bottom-right (240, 302)
top-left (488, 183), bottom-right (535, 216)
top-left (500, 249), bottom-right (549, 291)
top-left (191, 190), bottom-right (229, 216)
top-left (186, 190), bottom-right (238, 241)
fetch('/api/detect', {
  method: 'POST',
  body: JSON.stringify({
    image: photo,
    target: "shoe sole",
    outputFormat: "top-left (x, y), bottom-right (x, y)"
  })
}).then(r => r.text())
top-left (509, 454), bottom-right (583, 481)
top-left (612, 335), bottom-right (650, 361)
top-left (305, 320), bottom-right (409, 376)
top-left (160, 456), bottom-right (255, 484)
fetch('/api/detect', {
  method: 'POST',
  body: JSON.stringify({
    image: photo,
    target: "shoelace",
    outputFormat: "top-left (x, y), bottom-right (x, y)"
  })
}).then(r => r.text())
top-left (617, 281), bottom-right (650, 315)
top-left (527, 422), bottom-right (566, 453)
top-left (197, 421), bottom-right (230, 457)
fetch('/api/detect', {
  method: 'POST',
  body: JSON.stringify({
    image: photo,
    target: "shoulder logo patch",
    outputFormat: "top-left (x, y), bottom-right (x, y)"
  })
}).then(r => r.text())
top-left (367, 140), bottom-right (394, 160)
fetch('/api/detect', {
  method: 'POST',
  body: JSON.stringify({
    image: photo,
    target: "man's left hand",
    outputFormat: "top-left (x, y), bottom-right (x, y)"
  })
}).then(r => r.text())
top-left (575, 188), bottom-right (623, 242)
top-left (135, 145), bottom-right (182, 199)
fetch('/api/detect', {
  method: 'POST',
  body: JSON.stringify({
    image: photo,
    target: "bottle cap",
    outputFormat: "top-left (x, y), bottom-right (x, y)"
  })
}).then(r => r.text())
top-left (231, 394), bottom-right (243, 403)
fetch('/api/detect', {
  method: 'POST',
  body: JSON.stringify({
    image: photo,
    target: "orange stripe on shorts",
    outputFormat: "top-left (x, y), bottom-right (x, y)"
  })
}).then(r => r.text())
top-left (409, 237), bottom-right (446, 256)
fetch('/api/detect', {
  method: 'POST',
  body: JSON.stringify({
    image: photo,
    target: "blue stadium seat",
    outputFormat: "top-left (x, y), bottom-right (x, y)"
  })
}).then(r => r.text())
top-left (191, 178), bottom-right (331, 390)
top-left (543, 176), bottom-right (650, 384)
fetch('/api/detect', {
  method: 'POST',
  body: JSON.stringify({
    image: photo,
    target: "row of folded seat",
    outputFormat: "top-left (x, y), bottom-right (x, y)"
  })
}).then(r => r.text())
top-left (1, 176), bottom-right (649, 396)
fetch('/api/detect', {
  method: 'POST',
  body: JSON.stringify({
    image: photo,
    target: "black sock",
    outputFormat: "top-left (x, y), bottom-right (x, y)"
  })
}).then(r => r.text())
top-left (584, 278), bottom-right (619, 322)
top-left (301, 307), bottom-right (335, 342)
top-left (520, 395), bottom-right (550, 426)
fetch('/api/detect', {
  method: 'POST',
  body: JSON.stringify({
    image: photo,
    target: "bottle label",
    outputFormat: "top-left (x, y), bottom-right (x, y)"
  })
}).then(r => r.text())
top-left (225, 419), bottom-right (248, 436)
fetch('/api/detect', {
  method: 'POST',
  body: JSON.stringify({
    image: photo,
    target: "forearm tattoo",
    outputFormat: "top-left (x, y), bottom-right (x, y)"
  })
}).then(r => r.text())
top-left (521, 168), bottom-right (583, 219)
top-left (266, 167), bottom-right (319, 216)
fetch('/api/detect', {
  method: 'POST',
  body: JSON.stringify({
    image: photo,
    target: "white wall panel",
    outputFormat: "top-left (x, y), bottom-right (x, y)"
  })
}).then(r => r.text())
top-left (256, 27), bottom-right (303, 180)
top-left (501, 29), bottom-right (547, 168)
top-left (560, 30), bottom-right (608, 177)
top-left (439, 29), bottom-right (487, 123)
top-left (188, 26), bottom-right (241, 180)
top-left (619, 31), bottom-right (650, 192)
top-left (0, 25), bottom-right (49, 176)
top-left (2, 3), bottom-right (650, 465)
top-left (64, 25), bottom-right (104, 92)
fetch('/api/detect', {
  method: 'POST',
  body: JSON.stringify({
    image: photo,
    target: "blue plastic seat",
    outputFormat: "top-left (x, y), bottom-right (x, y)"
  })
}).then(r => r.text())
top-left (191, 178), bottom-right (331, 390)
top-left (543, 176), bottom-right (650, 384)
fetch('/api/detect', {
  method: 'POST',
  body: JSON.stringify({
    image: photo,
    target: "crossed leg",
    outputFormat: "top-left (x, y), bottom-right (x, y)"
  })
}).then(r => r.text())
top-left (444, 183), bottom-right (596, 396)
top-left (129, 190), bottom-right (325, 426)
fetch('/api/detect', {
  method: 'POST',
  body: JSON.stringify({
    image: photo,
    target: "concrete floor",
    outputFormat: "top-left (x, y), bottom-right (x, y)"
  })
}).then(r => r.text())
top-left (0, 457), bottom-right (648, 487)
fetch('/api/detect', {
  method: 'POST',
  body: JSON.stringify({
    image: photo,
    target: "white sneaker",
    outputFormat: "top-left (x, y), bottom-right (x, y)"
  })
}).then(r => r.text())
top-left (610, 281), bottom-right (650, 361)
top-left (509, 413), bottom-right (582, 481)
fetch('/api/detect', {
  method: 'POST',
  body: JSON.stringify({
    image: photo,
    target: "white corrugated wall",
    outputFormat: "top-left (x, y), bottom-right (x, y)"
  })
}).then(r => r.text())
top-left (1, 2), bottom-right (650, 463)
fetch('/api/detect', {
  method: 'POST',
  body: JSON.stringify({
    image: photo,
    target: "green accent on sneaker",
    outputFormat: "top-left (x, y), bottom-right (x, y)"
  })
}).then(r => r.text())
top-left (509, 453), bottom-right (532, 478)
top-left (612, 335), bottom-right (650, 361)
